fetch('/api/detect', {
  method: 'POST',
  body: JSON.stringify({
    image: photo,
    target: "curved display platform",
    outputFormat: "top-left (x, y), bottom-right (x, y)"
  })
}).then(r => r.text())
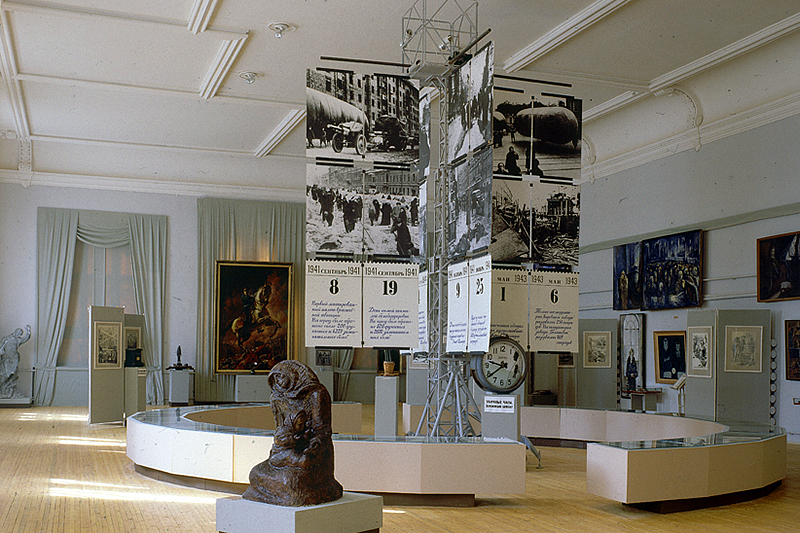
top-left (126, 404), bottom-right (527, 504)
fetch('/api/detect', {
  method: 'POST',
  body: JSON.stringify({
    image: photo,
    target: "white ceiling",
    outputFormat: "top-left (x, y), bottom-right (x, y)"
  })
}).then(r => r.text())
top-left (1, 0), bottom-right (799, 199)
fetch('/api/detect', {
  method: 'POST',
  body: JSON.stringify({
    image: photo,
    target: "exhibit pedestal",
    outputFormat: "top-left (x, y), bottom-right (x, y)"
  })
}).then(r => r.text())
top-left (374, 376), bottom-right (398, 437)
top-left (234, 375), bottom-right (269, 403)
top-left (124, 367), bottom-right (147, 416)
top-left (216, 492), bottom-right (382, 533)
top-left (168, 370), bottom-right (193, 405)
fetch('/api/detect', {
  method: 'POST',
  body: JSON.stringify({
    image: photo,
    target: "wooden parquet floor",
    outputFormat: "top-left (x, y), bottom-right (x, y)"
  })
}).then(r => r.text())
top-left (1, 406), bottom-right (799, 532)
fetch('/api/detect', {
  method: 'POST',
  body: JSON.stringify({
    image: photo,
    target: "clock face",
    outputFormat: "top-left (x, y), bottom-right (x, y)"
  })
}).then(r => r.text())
top-left (473, 338), bottom-right (527, 393)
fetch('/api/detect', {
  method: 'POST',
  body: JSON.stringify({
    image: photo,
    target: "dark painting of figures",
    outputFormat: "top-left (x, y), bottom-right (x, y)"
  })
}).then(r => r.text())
top-left (757, 231), bottom-right (800, 302)
top-left (642, 230), bottom-right (703, 310)
top-left (613, 242), bottom-right (643, 310)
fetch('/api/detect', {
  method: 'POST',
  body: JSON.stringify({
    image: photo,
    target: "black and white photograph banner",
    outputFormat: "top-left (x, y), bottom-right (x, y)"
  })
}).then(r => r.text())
top-left (306, 164), bottom-right (366, 255)
top-left (363, 262), bottom-right (419, 348)
top-left (490, 268), bottom-right (529, 348)
top-left (364, 169), bottom-right (420, 257)
top-left (305, 260), bottom-right (363, 347)
top-left (490, 177), bottom-right (532, 263)
top-left (307, 69), bottom-right (419, 165)
top-left (469, 42), bottom-right (494, 153)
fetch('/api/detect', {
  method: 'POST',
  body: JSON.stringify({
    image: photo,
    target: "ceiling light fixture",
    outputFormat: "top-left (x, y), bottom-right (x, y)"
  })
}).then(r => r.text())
top-left (239, 71), bottom-right (263, 84)
top-left (269, 22), bottom-right (296, 39)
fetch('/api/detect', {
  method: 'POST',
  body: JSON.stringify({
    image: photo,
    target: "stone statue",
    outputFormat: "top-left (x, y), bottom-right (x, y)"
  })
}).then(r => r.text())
top-left (243, 360), bottom-right (343, 506)
top-left (0, 325), bottom-right (31, 399)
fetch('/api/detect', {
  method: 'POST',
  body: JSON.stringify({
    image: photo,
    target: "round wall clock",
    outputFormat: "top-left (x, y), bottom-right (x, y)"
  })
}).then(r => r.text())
top-left (471, 337), bottom-right (527, 393)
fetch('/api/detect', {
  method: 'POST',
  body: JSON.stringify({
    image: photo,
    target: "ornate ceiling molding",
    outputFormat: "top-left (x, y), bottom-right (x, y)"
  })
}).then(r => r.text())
top-left (503, 0), bottom-right (633, 73)
top-left (200, 35), bottom-right (249, 99)
top-left (188, 0), bottom-right (220, 34)
top-left (255, 109), bottom-right (306, 158)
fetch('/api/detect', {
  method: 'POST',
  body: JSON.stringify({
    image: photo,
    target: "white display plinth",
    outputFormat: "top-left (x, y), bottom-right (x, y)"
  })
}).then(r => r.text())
top-left (216, 492), bottom-right (382, 533)
top-left (374, 376), bottom-right (398, 437)
top-left (168, 370), bottom-right (192, 405)
top-left (235, 375), bottom-right (270, 402)
top-left (124, 367), bottom-right (147, 416)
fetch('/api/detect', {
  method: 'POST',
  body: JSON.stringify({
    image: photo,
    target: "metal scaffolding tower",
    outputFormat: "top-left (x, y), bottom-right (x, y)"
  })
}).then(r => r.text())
top-left (402, 0), bottom-right (483, 438)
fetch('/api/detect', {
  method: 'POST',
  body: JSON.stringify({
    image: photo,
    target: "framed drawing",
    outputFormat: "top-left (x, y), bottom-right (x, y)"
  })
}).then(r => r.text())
top-left (654, 331), bottom-right (686, 384)
top-left (557, 353), bottom-right (575, 368)
top-left (757, 231), bottom-right (800, 302)
top-left (687, 326), bottom-right (713, 378)
top-left (613, 243), bottom-right (642, 310)
top-left (641, 230), bottom-right (703, 310)
top-left (786, 320), bottom-right (800, 380)
top-left (93, 321), bottom-right (123, 369)
top-left (724, 325), bottom-right (762, 373)
top-left (583, 331), bottom-right (611, 368)
top-left (620, 313), bottom-right (645, 394)
top-left (124, 327), bottom-right (141, 350)
top-left (215, 261), bottom-right (293, 374)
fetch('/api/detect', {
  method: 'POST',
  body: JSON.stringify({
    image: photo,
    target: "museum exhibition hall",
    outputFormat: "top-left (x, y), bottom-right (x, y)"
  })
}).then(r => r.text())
top-left (2, 1), bottom-right (800, 532)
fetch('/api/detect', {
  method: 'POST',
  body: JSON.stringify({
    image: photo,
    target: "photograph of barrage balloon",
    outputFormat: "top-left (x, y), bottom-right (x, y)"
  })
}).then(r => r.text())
top-left (493, 90), bottom-right (582, 182)
top-left (363, 169), bottom-right (421, 257)
top-left (306, 69), bottom-right (419, 165)
top-left (306, 164), bottom-right (366, 255)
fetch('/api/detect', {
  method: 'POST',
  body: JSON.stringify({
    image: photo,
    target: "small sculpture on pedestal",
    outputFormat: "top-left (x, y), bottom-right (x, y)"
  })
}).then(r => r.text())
top-left (166, 345), bottom-right (193, 371)
top-left (243, 360), bottom-right (343, 506)
top-left (0, 325), bottom-right (31, 399)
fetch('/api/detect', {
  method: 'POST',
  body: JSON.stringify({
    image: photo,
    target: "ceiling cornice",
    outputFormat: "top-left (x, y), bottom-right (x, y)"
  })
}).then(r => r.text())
top-left (255, 109), bottom-right (306, 157)
top-left (649, 12), bottom-right (800, 93)
top-left (503, 0), bottom-right (633, 73)
top-left (0, 10), bottom-right (30, 139)
top-left (0, 169), bottom-right (305, 202)
top-left (188, 0), bottom-right (220, 34)
top-left (200, 35), bottom-right (249, 99)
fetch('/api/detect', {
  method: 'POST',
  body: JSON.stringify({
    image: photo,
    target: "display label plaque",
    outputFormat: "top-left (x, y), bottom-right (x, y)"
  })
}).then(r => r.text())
top-left (529, 272), bottom-right (579, 352)
top-left (417, 270), bottom-right (429, 353)
top-left (467, 255), bottom-right (492, 353)
top-left (491, 268), bottom-right (529, 348)
top-left (363, 262), bottom-right (419, 348)
top-left (446, 259), bottom-right (470, 353)
top-left (305, 260), bottom-right (363, 347)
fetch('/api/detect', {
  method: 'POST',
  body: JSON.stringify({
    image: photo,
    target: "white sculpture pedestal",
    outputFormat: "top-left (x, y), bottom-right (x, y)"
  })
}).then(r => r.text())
top-left (216, 492), bottom-right (382, 533)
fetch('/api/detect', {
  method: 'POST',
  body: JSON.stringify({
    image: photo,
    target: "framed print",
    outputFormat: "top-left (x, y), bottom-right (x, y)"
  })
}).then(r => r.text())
top-left (557, 353), bottom-right (575, 368)
top-left (757, 231), bottom-right (800, 302)
top-left (583, 331), bottom-right (611, 368)
top-left (620, 313), bottom-right (645, 394)
top-left (724, 325), bottom-right (762, 373)
top-left (215, 261), bottom-right (293, 374)
top-left (124, 327), bottom-right (141, 350)
top-left (641, 230), bottom-right (703, 310)
top-left (654, 331), bottom-right (686, 384)
top-left (785, 320), bottom-right (800, 380)
top-left (613, 242), bottom-right (642, 310)
top-left (93, 321), bottom-right (123, 369)
top-left (687, 326), bottom-right (713, 378)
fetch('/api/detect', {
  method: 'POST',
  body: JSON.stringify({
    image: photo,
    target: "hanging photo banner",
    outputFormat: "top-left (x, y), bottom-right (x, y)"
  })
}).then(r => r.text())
top-left (467, 254), bottom-right (492, 353)
top-left (446, 259), bottom-right (470, 353)
top-left (490, 268), bottom-right (529, 348)
top-left (305, 260), bottom-right (363, 347)
top-left (417, 270), bottom-right (429, 354)
top-left (529, 271), bottom-right (579, 352)
top-left (362, 262), bottom-right (419, 348)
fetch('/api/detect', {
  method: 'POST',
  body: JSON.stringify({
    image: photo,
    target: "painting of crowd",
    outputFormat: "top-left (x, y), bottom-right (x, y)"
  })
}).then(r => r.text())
top-left (306, 69), bottom-right (419, 164)
top-left (306, 165), bottom-right (420, 257)
top-left (489, 178), bottom-right (580, 268)
top-left (492, 91), bottom-right (582, 182)
top-left (446, 43), bottom-right (494, 164)
top-left (641, 230), bottom-right (703, 310)
top-left (447, 147), bottom-right (492, 258)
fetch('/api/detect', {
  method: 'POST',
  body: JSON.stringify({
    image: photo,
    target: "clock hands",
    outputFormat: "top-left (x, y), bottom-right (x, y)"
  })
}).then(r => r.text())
top-left (486, 360), bottom-right (508, 378)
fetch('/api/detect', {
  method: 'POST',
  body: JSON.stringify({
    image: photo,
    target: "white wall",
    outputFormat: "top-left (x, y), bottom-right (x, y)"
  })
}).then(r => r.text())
top-left (578, 113), bottom-right (800, 441)
top-left (0, 182), bottom-right (199, 391)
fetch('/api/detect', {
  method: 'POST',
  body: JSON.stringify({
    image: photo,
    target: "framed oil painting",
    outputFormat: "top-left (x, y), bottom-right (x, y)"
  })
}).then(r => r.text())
top-left (620, 313), bottom-right (645, 394)
top-left (687, 326), bottom-right (713, 378)
top-left (786, 320), bottom-right (800, 380)
top-left (724, 325), bottom-right (762, 373)
top-left (583, 331), bottom-right (611, 368)
top-left (124, 327), bottom-right (141, 350)
top-left (654, 331), bottom-right (686, 384)
top-left (557, 353), bottom-right (575, 368)
top-left (613, 243), bottom-right (642, 310)
top-left (93, 321), bottom-right (123, 369)
top-left (757, 231), bottom-right (800, 302)
top-left (215, 261), bottom-right (293, 374)
top-left (641, 230), bottom-right (703, 310)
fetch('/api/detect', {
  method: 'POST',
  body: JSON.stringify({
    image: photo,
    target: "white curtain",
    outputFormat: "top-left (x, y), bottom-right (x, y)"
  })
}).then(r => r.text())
top-left (332, 348), bottom-right (354, 400)
top-left (34, 208), bottom-right (167, 405)
top-left (196, 198), bottom-right (304, 403)
top-left (34, 208), bottom-right (79, 406)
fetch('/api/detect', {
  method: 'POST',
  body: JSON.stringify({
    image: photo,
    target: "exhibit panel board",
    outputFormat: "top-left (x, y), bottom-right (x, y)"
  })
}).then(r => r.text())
top-left (715, 309), bottom-right (771, 425)
top-left (686, 309), bottom-right (717, 420)
top-left (88, 305), bottom-right (125, 424)
top-left (577, 319), bottom-right (618, 410)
